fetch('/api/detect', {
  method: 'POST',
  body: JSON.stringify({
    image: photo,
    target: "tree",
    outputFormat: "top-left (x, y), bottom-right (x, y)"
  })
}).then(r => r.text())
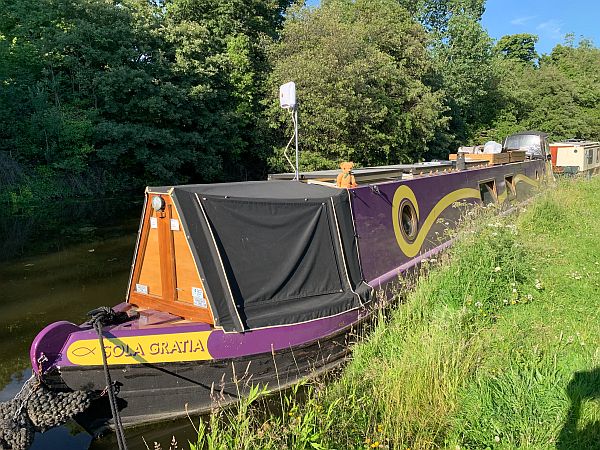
top-left (164, 0), bottom-right (294, 180)
top-left (265, 0), bottom-right (444, 171)
top-left (397, 0), bottom-right (485, 35)
top-left (480, 39), bottom-right (600, 143)
top-left (425, 7), bottom-right (496, 156)
top-left (0, 0), bottom-right (293, 201)
top-left (495, 34), bottom-right (539, 65)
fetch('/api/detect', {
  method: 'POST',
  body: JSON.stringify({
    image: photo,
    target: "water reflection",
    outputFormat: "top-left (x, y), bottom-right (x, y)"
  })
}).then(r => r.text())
top-left (0, 199), bottom-right (141, 390)
top-left (0, 199), bottom-right (199, 449)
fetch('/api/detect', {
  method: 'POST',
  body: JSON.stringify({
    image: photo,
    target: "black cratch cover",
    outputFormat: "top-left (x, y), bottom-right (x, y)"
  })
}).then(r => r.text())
top-left (166, 181), bottom-right (372, 331)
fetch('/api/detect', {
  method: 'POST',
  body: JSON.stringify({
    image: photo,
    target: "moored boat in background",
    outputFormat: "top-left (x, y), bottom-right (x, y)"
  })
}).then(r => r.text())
top-left (549, 139), bottom-right (600, 176)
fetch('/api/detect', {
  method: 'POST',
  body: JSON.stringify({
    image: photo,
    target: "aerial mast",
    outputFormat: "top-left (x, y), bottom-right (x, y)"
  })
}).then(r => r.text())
top-left (279, 81), bottom-right (299, 180)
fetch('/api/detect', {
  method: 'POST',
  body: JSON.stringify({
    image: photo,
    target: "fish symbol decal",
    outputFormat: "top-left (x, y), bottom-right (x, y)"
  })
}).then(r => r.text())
top-left (70, 346), bottom-right (96, 357)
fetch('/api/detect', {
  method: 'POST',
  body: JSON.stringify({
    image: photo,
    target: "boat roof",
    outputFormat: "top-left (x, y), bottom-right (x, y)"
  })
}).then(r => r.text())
top-left (147, 180), bottom-right (340, 199)
top-left (268, 161), bottom-right (455, 182)
top-left (507, 130), bottom-right (548, 137)
top-left (551, 141), bottom-right (599, 147)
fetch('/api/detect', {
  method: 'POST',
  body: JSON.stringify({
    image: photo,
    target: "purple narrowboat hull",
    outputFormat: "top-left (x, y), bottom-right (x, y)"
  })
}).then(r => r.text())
top-left (29, 159), bottom-right (548, 432)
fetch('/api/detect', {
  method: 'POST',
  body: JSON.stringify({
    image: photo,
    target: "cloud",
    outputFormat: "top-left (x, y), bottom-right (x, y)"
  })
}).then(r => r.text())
top-left (510, 16), bottom-right (536, 26)
top-left (536, 19), bottom-right (563, 39)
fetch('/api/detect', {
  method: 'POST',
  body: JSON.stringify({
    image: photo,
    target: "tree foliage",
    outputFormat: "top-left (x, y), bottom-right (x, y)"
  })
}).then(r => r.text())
top-left (266, 0), bottom-right (444, 170)
top-left (484, 39), bottom-right (600, 142)
top-left (495, 33), bottom-right (539, 65)
top-left (0, 0), bottom-right (598, 202)
top-left (398, 0), bottom-right (485, 34)
top-left (424, 4), bottom-right (496, 157)
top-left (0, 0), bottom-right (291, 201)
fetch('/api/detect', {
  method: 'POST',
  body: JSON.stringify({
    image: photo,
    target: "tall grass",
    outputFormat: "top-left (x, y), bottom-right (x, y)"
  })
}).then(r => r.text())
top-left (179, 176), bottom-right (600, 450)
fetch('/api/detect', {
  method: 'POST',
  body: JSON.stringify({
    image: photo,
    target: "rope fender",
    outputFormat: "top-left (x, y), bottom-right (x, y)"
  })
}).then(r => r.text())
top-left (0, 378), bottom-right (92, 450)
top-left (0, 306), bottom-right (132, 450)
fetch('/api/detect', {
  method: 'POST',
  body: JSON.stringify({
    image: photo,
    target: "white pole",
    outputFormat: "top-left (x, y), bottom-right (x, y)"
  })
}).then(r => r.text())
top-left (294, 107), bottom-right (299, 181)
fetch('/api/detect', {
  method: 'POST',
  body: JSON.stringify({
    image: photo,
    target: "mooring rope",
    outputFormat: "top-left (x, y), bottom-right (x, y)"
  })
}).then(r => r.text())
top-left (88, 307), bottom-right (128, 450)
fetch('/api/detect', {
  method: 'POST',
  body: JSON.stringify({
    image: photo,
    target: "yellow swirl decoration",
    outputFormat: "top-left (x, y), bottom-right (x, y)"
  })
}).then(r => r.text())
top-left (392, 186), bottom-right (480, 258)
top-left (497, 188), bottom-right (508, 204)
top-left (391, 173), bottom-right (542, 257)
top-left (513, 173), bottom-right (540, 188)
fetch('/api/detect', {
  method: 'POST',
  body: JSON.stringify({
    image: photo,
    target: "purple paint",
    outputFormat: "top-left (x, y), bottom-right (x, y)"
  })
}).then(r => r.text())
top-left (34, 308), bottom-right (360, 368)
top-left (207, 308), bottom-right (360, 359)
top-left (352, 161), bottom-right (545, 282)
top-left (368, 238), bottom-right (455, 288)
top-left (31, 321), bottom-right (81, 374)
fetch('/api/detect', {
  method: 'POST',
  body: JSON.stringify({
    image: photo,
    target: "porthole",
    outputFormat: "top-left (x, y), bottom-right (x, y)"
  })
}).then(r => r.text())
top-left (400, 200), bottom-right (418, 242)
top-left (505, 175), bottom-right (516, 199)
top-left (479, 180), bottom-right (497, 204)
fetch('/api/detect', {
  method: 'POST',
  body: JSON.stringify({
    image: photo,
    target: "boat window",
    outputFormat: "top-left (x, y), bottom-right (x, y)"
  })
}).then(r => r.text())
top-left (505, 175), bottom-right (516, 200)
top-left (587, 150), bottom-right (594, 165)
top-left (400, 201), bottom-right (418, 242)
top-left (479, 180), bottom-right (497, 204)
top-left (504, 134), bottom-right (543, 158)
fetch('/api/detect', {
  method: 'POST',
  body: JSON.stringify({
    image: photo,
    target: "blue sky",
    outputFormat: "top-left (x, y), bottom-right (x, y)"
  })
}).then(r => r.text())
top-left (483, 0), bottom-right (599, 54)
top-left (304, 0), bottom-right (599, 55)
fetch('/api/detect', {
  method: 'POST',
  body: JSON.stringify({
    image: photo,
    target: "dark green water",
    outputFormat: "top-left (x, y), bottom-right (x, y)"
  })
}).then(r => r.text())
top-left (0, 200), bottom-right (199, 449)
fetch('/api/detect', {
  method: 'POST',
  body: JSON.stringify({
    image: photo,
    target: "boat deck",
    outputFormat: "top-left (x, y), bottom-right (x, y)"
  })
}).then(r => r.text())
top-left (268, 161), bottom-right (483, 183)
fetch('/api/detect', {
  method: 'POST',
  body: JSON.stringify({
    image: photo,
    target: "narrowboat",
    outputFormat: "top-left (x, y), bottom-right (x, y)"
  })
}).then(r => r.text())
top-left (549, 139), bottom-right (600, 176)
top-left (28, 134), bottom-right (550, 435)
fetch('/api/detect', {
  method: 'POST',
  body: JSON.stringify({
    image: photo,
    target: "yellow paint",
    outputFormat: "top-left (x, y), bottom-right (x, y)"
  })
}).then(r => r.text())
top-left (514, 173), bottom-right (540, 188)
top-left (66, 331), bottom-right (213, 366)
top-left (392, 186), bottom-right (480, 258)
top-left (497, 188), bottom-right (508, 204)
top-left (392, 173), bottom-right (542, 257)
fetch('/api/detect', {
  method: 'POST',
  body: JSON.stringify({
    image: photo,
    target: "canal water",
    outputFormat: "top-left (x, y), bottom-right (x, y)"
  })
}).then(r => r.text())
top-left (0, 200), bottom-right (199, 449)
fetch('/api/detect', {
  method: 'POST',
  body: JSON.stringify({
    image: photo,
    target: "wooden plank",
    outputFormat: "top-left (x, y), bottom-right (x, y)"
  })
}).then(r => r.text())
top-left (449, 153), bottom-right (510, 165)
top-left (157, 203), bottom-right (176, 302)
top-left (130, 292), bottom-right (214, 323)
top-left (131, 200), bottom-right (163, 297)
top-left (171, 206), bottom-right (203, 305)
top-left (138, 227), bottom-right (162, 297)
top-left (128, 194), bottom-right (215, 325)
top-left (509, 151), bottom-right (526, 163)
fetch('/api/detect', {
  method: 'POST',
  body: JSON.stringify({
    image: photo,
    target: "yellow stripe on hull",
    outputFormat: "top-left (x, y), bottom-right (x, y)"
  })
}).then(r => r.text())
top-left (66, 331), bottom-right (213, 366)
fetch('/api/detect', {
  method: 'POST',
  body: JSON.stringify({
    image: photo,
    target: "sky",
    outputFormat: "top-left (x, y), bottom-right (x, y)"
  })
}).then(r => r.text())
top-left (482, 0), bottom-right (600, 55)
top-left (304, 0), bottom-right (600, 55)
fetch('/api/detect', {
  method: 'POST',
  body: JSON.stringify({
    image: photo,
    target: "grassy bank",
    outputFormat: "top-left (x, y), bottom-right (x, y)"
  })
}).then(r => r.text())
top-left (180, 177), bottom-right (600, 450)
